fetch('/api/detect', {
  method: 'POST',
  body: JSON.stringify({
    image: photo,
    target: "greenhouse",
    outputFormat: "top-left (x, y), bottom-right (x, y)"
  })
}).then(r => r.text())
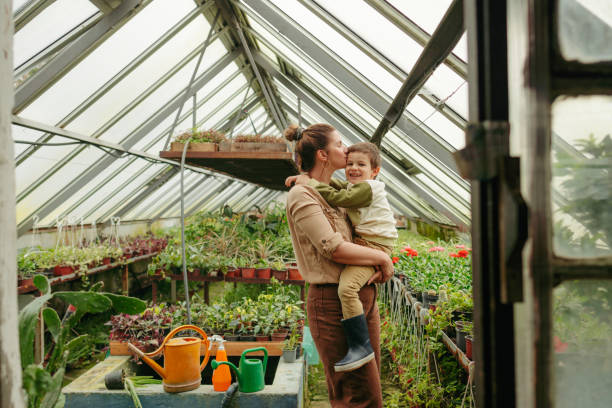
top-left (1, 0), bottom-right (611, 407)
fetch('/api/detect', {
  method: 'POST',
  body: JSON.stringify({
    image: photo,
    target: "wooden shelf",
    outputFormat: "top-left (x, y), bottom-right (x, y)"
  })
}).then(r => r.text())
top-left (18, 253), bottom-right (158, 295)
top-left (159, 150), bottom-right (299, 191)
top-left (110, 340), bottom-right (284, 357)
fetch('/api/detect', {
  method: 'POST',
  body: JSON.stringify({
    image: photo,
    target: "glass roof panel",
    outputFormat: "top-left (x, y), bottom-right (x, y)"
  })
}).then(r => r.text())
top-left (317, 0), bottom-right (424, 73)
top-left (386, 0), bottom-right (453, 35)
top-left (453, 32), bottom-right (468, 61)
top-left (135, 171), bottom-right (202, 220)
top-left (19, 0), bottom-right (196, 125)
top-left (68, 42), bottom-right (228, 145)
top-left (162, 178), bottom-right (222, 217)
top-left (14, 0), bottom-right (98, 69)
top-left (122, 172), bottom-right (185, 220)
top-left (406, 97), bottom-right (465, 149)
top-left (15, 142), bottom-right (104, 197)
top-left (31, 156), bottom-right (146, 225)
top-left (46, 161), bottom-right (161, 225)
top-left (423, 64), bottom-right (467, 118)
top-left (86, 165), bottom-right (181, 223)
top-left (65, 15), bottom-right (218, 136)
top-left (16, 147), bottom-right (112, 225)
top-left (272, 0), bottom-right (402, 96)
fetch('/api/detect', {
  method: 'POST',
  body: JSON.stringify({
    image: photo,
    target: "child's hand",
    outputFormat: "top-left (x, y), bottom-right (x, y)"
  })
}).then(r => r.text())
top-left (285, 174), bottom-right (311, 187)
top-left (285, 175), bottom-right (299, 187)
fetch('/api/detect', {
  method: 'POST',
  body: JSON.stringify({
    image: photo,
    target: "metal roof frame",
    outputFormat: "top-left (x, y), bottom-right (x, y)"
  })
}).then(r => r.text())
top-left (11, 0), bottom-right (479, 228)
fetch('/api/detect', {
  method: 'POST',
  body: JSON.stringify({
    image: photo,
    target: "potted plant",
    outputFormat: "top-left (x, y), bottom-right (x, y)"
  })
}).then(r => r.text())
top-left (455, 321), bottom-right (472, 353)
top-left (255, 258), bottom-right (271, 279)
top-left (219, 134), bottom-right (288, 152)
top-left (170, 129), bottom-right (225, 152)
top-left (422, 289), bottom-right (439, 310)
top-left (282, 329), bottom-right (300, 363)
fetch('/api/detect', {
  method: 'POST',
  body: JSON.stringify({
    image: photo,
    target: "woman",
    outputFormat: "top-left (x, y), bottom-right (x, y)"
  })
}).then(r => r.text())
top-left (284, 123), bottom-right (394, 407)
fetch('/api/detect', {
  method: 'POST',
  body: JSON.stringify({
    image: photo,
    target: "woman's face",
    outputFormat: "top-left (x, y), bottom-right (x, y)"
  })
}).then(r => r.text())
top-left (324, 130), bottom-right (348, 170)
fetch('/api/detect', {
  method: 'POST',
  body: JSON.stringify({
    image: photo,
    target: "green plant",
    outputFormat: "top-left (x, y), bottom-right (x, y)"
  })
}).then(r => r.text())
top-left (233, 134), bottom-right (285, 143)
top-left (173, 129), bottom-right (226, 144)
top-left (553, 134), bottom-right (612, 254)
top-left (283, 328), bottom-right (300, 350)
top-left (19, 276), bottom-right (146, 407)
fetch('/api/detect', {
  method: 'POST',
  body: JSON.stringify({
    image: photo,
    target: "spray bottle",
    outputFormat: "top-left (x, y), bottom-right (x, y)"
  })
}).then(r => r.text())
top-left (211, 335), bottom-right (232, 392)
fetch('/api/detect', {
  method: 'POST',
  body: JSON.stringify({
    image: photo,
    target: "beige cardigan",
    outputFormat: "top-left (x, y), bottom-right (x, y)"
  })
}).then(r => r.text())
top-left (286, 184), bottom-right (353, 284)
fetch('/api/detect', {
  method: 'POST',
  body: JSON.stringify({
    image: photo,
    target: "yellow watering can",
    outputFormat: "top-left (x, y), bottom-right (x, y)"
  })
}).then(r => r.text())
top-left (127, 325), bottom-right (210, 393)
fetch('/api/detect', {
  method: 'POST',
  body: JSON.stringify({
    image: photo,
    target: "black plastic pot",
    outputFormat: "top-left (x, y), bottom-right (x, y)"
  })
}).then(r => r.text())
top-left (239, 335), bottom-right (256, 342)
top-left (422, 292), bottom-right (439, 309)
top-left (455, 321), bottom-right (470, 352)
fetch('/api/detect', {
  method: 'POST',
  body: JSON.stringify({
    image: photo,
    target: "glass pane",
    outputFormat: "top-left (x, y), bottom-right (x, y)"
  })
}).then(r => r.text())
top-left (558, 0), bottom-right (612, 63)
top-left (66, 15), bottom-right (219, 136)
top-left (317, 0), bottom-right (423, 74)
top-left (20, 0), bottom-right (198, 125)
top-left (14, 0), bottom-right (98, 69)
top-left (551, 96), bottom-right (612, 258)
top-left (387, 0), bottom-right (453, 35)
top-left (553, 280), bottom-right (612, 407)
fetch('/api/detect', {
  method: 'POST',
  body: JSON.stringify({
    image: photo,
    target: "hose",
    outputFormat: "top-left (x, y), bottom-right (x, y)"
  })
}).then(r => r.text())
top-left (220, 383), bottom-right (239, 408)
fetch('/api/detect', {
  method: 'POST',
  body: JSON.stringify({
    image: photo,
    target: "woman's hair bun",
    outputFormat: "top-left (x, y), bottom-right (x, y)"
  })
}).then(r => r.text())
top-left (284, 124), bottom-right (302, 142)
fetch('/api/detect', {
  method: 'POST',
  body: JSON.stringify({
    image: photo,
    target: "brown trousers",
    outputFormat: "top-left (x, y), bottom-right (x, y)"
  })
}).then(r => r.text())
top-left (308, 283), bottom-right (382, 408)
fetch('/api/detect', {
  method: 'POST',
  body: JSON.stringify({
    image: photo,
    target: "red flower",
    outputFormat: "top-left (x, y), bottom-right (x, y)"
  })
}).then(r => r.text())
top-left (392, 256), bottom-right (399, 264)
top-left (449, 253), bottom-right (459, 257)
top-left (554, 336), bottom-right (568, 353)
top-left (457, 250), bottom-right (469, 257)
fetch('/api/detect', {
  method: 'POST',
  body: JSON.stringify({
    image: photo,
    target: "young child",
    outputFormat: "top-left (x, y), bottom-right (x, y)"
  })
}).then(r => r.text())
top-left (288, 142), bottom-right (397, 372)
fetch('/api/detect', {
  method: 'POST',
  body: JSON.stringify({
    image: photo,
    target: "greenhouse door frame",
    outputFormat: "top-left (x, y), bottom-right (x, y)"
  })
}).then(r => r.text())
top-left (525, 0), bottom-right (612, 407)
top-left (463, 1), bottom-right (524, 407)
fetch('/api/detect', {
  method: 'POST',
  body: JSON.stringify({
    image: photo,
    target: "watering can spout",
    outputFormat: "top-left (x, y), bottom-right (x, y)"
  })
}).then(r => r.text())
top-left (127, 343), bottom-right (166, 379)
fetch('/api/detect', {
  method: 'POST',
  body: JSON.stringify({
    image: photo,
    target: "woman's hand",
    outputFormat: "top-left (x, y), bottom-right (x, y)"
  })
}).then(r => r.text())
top-left (367, 258), bottom-right (394, 284)
top-left (285, 174), bottom-right (311, 187)
top-left (332, 243), bottom-right (394, 283)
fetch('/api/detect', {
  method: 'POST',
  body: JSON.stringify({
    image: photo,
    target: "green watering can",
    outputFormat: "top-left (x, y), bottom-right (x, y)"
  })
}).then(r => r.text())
top-left (211, 347), bottom-right (268, 393)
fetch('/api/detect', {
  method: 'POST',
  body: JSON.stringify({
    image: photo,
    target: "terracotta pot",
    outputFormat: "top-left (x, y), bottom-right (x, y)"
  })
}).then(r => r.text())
top-left (255, 335), bottom-right (270, 342)
top-left (272, 269), bottom-right (287, 280)
top-left (255, 268), bottom-right (271, 279)
top-left (270, 331), bottom-right (288, 341)
top-left (287, 268), bottom-right (303, 281)
top-left (465, 335), bottom-right (473, 360)
top-left (53, 265), bottom-right (74, 276)
top-left (225, 269), bottom-right (236, 278)
top-left (18, 277), bottom-right (35, 291)
top-left (241, 267), bottom-right (255, 279)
